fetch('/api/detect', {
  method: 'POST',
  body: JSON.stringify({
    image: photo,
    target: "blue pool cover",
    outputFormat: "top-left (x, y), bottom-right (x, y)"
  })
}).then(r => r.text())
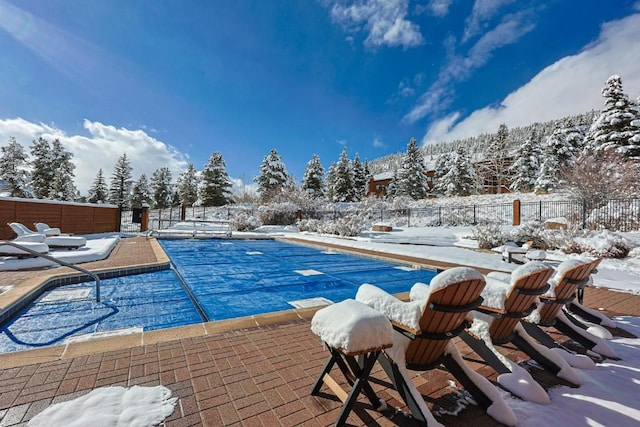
top-left (0, 239), bottom-right (437, 353)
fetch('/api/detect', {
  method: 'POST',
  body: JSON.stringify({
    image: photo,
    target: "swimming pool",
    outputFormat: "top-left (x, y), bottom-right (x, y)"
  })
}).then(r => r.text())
top-left (0, 239), bottom-right (437, 354)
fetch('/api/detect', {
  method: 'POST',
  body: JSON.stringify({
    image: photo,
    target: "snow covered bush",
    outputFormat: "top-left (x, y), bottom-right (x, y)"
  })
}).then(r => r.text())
top-left (571, 230), bottom-right (632, 258)
top-left (298, 215), bottom-right (368, 237)
top-left (472, 222), bottom-right (506, 249)
top-left (257, 202), bottom-right (298, 225)
top-left (331, 215), bottom-right (369, 237)
top-left (297, 218), bottom-right (321, 233)
top-left (544, 224), bottom-right (588, 253)
top-left (508, 221), bottom-right (550, 249)
top-left (233, 212), bottom-right (260, 231)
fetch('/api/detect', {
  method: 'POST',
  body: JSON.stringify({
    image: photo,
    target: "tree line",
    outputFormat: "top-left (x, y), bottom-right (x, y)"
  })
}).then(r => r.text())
top-left (2, 74), bottom-right (639, 208)
top-left (371, 74), bottom-right (640, 203)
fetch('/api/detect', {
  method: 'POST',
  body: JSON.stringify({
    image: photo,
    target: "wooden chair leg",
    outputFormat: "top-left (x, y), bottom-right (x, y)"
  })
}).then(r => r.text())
top-left (311, 347), bottom-right (384, 426)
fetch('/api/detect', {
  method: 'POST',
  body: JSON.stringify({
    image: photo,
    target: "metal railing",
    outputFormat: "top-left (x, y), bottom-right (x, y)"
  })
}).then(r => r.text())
top-left (134, 198), bottom-right (640, 232)
top-left (0, 241), bottom-right (102, 302)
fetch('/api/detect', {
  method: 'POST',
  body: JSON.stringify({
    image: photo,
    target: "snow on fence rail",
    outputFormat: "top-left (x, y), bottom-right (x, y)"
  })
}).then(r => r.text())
top-left (139, 198), bottom-right (640, 232)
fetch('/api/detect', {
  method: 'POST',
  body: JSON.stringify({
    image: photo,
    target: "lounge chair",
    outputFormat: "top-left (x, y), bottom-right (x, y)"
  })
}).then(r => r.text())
top-left (0, 236), bottom-right (49, 258)
top-left (8, 222), bottom-right (86, 250)
top-left (519, 258), bottom-right (618, 359)
top-left (457, 262), bottom-right (582, 402)
top-left (34, 222), bottom-right (63, 236)
top-left (355, 267), bottom-right (517, 426)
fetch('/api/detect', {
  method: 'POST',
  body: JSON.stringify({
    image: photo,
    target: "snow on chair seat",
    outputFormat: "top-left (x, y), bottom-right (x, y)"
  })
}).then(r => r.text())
top-left (310, 299), bottom-right (392, 426)
top-left (0, 241), bottom-right (49, 258)
top-left (45, 235), bottom-right (86, 249)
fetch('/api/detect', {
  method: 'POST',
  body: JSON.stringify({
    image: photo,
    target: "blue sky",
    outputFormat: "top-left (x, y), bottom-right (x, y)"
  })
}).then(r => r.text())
top-left (1, 0), bottom-right (640, 195)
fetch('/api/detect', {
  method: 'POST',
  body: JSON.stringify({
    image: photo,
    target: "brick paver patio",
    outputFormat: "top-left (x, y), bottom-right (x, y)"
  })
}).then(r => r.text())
top-left (0, 237), bottom-right (638, 426)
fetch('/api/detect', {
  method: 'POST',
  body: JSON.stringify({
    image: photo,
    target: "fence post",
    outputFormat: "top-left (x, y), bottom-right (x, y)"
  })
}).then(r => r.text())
top-left (473, 205), bottom-right (477, 225)
top-left (117, 205), bottom-right (123, 232)
top-left (539, 201), bottom-right (542, 222)
top-left (582, 200), bottom-right (587, 229)
top-left (181, 204), bottom-right (186, 221)
top-left (513, 199), bottom-right (521, 226)
top-left (407, 208), bottom-right (411, 228)
top-left (140, 205), bottom-right (150, 232)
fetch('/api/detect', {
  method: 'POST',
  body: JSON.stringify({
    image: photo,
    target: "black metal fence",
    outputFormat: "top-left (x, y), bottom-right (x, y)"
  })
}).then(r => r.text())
top-left (126, 198), bottom-right (640, 233)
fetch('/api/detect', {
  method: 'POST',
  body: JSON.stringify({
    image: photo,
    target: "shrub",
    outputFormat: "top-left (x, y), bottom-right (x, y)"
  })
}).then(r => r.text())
top-left (572, 230), bottom-right (632, 258)
top-left (233, 213), bottom-right (260, 231)
top-left (508, 221), bottom-right (550, 249)
top-left (257, 202), bottom-right (298, 225)
top-left (472, 222), bottom-right (506, 249)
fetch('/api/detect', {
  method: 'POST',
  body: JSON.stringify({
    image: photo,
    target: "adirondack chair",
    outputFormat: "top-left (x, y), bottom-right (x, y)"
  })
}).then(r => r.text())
top-left (457, 262), bottom-right (582, 401)
top-left (356, 267), bottom-right (517, 426)
top-left (520, 258), bottom-right (618, 359)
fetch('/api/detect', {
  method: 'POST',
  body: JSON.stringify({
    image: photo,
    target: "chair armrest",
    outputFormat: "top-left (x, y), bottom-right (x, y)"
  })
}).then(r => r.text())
top-left (475, 305), bottom-right (506, 318)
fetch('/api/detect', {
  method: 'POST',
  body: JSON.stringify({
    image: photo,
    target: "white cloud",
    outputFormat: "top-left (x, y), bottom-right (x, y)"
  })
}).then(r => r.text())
top-left (373, 136), bottom-right (384, 148)
top-left (329, 0), bottom-right (423, 48)
top-left (404, 10), bottom-right (535, 123)
top-left (0, 118), bottom-right (189, 195)
top-left (463, 0), bottom-right (516, 42)
top-left (423, 0), bottom-right (453, 17)
top-left (422, 13), bottom-right (640, 145)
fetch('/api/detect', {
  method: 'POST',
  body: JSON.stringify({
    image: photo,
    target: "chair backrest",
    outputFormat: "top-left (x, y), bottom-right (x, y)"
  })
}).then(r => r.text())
top-left (489, 262), bottom-right (554, 341)
top-left (8, 222), bottom-right (35, 237)
top-left (34, 223), bottom-right (50, 233)
top-left (406, 267), bottom-right (485, 368)
top-left (537, 259), bottom-right (594, 325)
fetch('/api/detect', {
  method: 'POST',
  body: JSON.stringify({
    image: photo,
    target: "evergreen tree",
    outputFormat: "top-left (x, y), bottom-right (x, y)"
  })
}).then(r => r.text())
top-left (585, 74), bottom-right (640, 157)
top-left (176, 163), bottom-right (200, 206)
top-left (254, 149), bottom-right (291, 203)
top-left (301, 154), bottom-right (325, 197)
top-left (151, 167), bottom-right (173, 208)
top-left (201, 152), bottom-right (233, 206)
top-left (352, 154), bottom-right (367, 201)
top-left (130, 174), bottom-right (152, 208)
top-left (534, 143), bottom-right (559, 193)
top-left (393, 137), bottom-right (428, 200)
top-left (29, 137), bottom-right (54, 199)
top-left (485, 123), bottom-right (510, 193)
top-left (509, 130), bottom-right (541, 192)
top-left (87, 168), bottom-right (109, 203)
top-left (432, 152), bottom-right (452, 195)
top-left (48, 139), bottom-right (78, 201)
top-left (0, 137), bottom-right (31, 197)
top-left (324, 162), bottom-right (337, 202)
top-left (332, 147), bottom-right (354, 202)
top-left (108, 153), bottom-right (133, 207)
top-left (545, 122), bottom-right (580, 170)
top-left (437, 147), bottom-right (478, 197)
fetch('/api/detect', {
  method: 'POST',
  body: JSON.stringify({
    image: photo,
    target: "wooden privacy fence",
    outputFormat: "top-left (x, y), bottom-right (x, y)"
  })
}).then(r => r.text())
top-left (0, 197), bottom-right (121, 240)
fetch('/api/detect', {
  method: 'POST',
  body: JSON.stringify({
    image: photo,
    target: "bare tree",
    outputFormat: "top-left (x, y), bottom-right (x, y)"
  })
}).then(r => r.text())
top-left (560, 150), bottom-right (640, 206)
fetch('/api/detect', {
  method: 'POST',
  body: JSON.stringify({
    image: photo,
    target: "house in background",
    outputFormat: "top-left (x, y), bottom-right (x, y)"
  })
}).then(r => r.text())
top-left (367, 170), bottom-right (437, 197)
top-left (367, 156), bottom-right (512, 198)
top-left (367, 171), bottom-right (394, 197)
